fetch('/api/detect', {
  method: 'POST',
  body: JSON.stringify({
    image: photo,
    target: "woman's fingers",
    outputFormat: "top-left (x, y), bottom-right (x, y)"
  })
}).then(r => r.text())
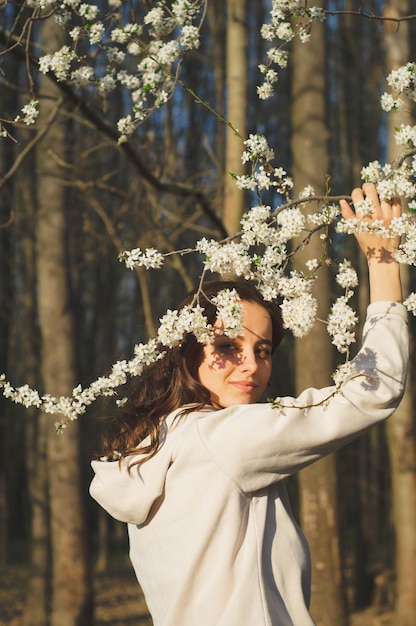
top-left (391, 196), bottom-right (402, 219)
top-left (339, 184), bottom-right (402, 303)
top-left (344, 183), bottom-right (401, 226)
top-left (339, 183), bottom-right (402, 258)
top-left (340, 197), bottom-right (354, 220)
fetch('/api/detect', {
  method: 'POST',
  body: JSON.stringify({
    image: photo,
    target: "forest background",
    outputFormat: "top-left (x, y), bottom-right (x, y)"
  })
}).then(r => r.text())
top-left (1, 1), bottom-right (416, 625)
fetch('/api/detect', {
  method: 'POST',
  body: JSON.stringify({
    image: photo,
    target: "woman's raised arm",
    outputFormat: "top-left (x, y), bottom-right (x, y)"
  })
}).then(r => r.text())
top-left (340, 182), bottom-right (402, 304)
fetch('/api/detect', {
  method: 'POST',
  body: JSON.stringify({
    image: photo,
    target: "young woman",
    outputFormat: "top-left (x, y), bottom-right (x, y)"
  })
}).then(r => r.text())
top-left (90, 184), bottom-right (408, 626)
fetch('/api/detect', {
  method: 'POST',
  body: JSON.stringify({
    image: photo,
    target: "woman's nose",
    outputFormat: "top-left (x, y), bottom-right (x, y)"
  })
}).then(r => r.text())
top-left (239, 350), bottom-right (258, 372)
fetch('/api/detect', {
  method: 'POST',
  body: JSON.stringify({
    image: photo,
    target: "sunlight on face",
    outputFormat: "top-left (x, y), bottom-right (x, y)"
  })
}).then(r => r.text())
top-left (197, 300), bottom-right (273, 408)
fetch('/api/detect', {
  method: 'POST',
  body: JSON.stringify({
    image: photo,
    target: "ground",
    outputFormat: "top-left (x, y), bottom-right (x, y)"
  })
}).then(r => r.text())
top-left (0, 563), bottom-right (393, 626)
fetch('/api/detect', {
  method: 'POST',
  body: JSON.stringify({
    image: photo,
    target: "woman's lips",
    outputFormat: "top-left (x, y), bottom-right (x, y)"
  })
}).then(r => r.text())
top-left (230, 381), bottom-right (257, 391)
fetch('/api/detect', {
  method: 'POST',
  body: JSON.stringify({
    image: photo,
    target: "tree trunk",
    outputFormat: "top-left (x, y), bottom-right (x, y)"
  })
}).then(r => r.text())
top-left (207, 0), bottom-right (226, 215)
top-left (13, 138), bottom-right (51, 626)
top-left (223, 0), bottom-right (248, 235)
top-left (291, 2), bottom-right (348, 623)
top-left (35, 16), bottom-right (93, 626)
top-left (383, 3), bottom-right (416, 624)
top-left (0, 56), bottom-right (14, 570)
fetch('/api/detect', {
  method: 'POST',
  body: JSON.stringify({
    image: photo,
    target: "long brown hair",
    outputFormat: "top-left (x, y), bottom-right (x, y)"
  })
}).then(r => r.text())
top-left (100, 280), bottom-right (284, 462)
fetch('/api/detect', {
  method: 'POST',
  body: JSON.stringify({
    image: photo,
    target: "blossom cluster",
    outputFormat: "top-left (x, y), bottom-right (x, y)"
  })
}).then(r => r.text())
top-left (361, 160), bottom-right (416, 202)
top-left (0, 288), bottom-right (243, 428)
top-left (34, 0), bottom-right (206, 138)
top-left (327, 297), bottom-right (358, 354)
top-left (380, 62), bottom-right (416, 112)
top-left (3, 134), bottom-right (416, 424)
top-left (271, 359), bottom-right (362, 415)
top-left (119, 247), bottom-right (164, 270)
top-left (2, 5), bottom-right (416, 424)
top-left (211, 289), bottom-right (244, 338)
top-left (258, 1), bottom-right (327, 99)
top-left (157, 304), bottom-right (214, 347)
top-left (0, 100), bottom-right (40, 137)
top-left (328, 260), bottom-right (359, 355)
top-left (236, 135), bottom-right (294, 196)
top-left (1, 339), bottom-right (163, 431)
top-left (13, 100), bottom-right (40, 126)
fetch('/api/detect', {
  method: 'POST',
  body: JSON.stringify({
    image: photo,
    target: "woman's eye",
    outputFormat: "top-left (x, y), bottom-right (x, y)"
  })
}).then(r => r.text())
top-left (257, 347), bottom-right (271, 359)
top-left (216, 342), bottom-right (238, 354)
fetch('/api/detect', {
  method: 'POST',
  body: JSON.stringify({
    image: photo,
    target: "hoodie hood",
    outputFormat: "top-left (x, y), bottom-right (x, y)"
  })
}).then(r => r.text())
top-left (89, 408), bottom-right (210, 525)
top-left (90, 451), bottom-right (172, 526)
top-left (90, 420), bottom-right (176, 525)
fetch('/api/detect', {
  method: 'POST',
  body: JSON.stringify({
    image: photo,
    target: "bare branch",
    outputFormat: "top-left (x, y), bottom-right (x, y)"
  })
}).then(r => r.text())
top-left (0, 98), bottom-right (63, 191)
top-left (0, 25), bottom-right (228, 237)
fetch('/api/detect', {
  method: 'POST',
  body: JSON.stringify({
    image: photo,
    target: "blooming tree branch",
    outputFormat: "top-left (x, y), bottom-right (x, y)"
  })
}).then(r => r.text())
top-left (1, 1), bottom-right (416, 426)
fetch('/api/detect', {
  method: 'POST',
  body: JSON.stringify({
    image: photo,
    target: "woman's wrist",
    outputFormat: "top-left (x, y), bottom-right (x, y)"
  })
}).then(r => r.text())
top-left (368, 259), bottom-right (402, 303)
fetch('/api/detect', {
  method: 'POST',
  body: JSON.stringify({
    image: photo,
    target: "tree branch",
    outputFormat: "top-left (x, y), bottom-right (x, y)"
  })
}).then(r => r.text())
top-left (0, 25), bottom-right (228, 238)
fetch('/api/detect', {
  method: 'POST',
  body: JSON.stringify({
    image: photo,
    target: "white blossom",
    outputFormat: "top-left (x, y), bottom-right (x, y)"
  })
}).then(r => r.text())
top-left (180, 25), bottom-right (200, 49)
top-left (55, 9), bottom-right (72, 24)
top-left (144, 7), bottom-right (166, 33)
top-left (117, 115), bottom-right (135, 136)
top-left (275, 207), bottom-right (306, 242)
top-left (298, 28), bottom-right (311, 43)
top-left (16, 100), bottom-right (39, 125)
top-left (257, 83), bottom-right (274, 100)
top-left (242, 134), bottom-right (275, 163)
top-left (278, 271), bottom-right (314, 299)
top-left (267, 48), bottom-right (288, 67)
top-left (403, 292), bottom-right (416, 315)
top-left (386, 62), bottom-right (416, 100)
top-left (307, 203), bottom-right (340, 226)
top-left (69, 26), bottom-right (82, 40)
top-left (212, 289), bottom-right (244, 338)
top-left (394, 124), bottom-right (416, 146)
top-left (157, 305), bottom-right (214, 348)
top-left (107, 47), bottom-right (126, 64)
top-left (327, 297), bottom-right (358, 353)
top-left (89, 22), bottom-right (105, 45)
top-left (336, 260), bottom-right (358, 289)
top-left (280, 293), bottom-right (317, 337)
top-left (172, 0), bottom-right (198, 24)
top-left (299, 185), bottom-right (315, 199)
top-left (78, 3), bottom-right (99, 20)
top-left (380, 92), bottom-right (404, 112)
top-left (119, 247), bottom-right (164, 270)
top-left (275, 22), bottom-right (294, 41)
top-left (196, 239), bottom-right (252, 278)
top-left (98, 75), bottom-right (117, 92)
top-left (332, 361), bottom-right (358, 388)
top-left (39, 47), bottom-right (76, 81)
top-left (240, 204), bottom-right (273, 246)
top-left (305, 258), bottom-right (319, 272)
top-left (309, 7), bottom-right (326, 21)
top-left (71, 66), bottom-right (95, 87)
top-left (354, 198), bottom-right (375, 217)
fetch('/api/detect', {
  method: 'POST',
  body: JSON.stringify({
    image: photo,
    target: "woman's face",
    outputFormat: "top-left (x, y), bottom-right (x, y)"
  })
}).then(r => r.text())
top-left (197, 300), bottom-right (273, 408)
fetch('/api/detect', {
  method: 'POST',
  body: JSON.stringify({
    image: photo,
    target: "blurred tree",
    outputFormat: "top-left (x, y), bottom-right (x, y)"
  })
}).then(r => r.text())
top-left (223, 0), bottom-right (248, 234)
top-left (291, 1), bottom-right (348, 624)
top-left (328, 3), bottom-right (386, 610)
top-left (383, 2), bottom-right (416, 624)
top-left (33, 15), bottom-right (92, 626)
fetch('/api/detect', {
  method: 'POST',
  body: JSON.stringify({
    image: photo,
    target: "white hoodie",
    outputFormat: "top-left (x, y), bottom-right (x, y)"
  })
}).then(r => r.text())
top-left (90, 301), bottom-right (408, 626)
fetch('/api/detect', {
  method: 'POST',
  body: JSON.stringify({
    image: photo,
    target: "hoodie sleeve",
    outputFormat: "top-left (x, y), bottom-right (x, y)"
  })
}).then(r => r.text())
top-left (196, 301), bottom-right (409, 494)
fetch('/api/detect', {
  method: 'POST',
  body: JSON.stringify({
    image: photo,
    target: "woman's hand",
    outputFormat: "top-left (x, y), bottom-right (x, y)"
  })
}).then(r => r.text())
top-left (340, 183), bottom-right (402, 303)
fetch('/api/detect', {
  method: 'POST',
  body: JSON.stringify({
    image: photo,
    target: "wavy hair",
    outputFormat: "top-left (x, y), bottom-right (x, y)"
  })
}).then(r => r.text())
top-left (100, 280), bottom-right (284, 463)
